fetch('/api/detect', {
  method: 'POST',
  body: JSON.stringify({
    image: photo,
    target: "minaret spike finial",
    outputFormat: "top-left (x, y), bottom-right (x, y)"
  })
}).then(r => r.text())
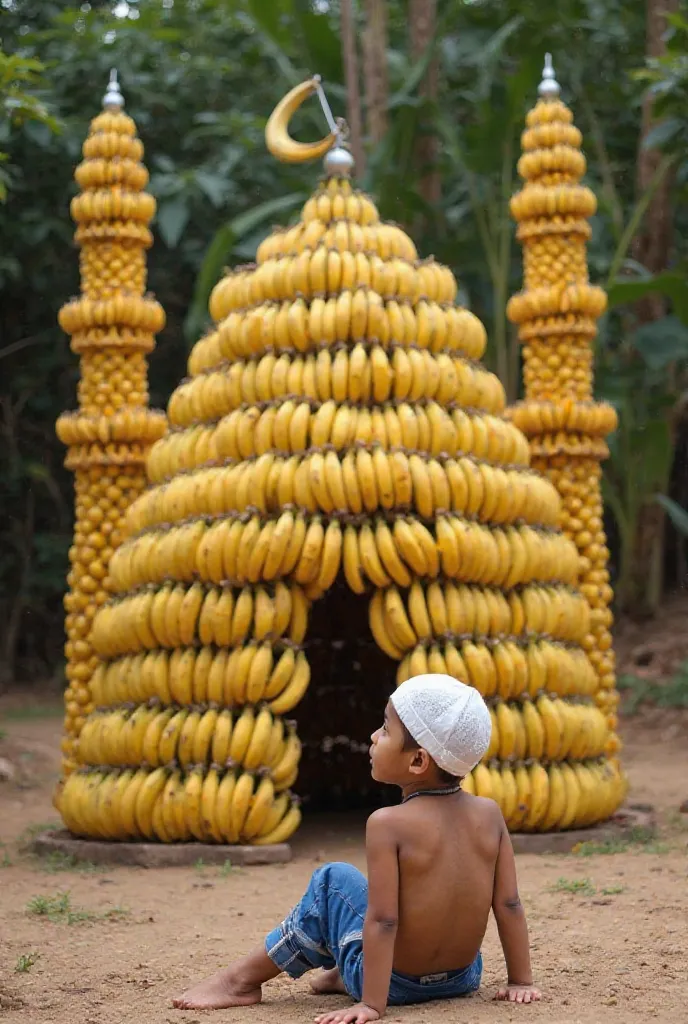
top-left (103, 69), bottom-right (124, 111)
top-left (538, 52), bottom-right (560, 99)
top-left (314, 74), bottom-right (355, 177)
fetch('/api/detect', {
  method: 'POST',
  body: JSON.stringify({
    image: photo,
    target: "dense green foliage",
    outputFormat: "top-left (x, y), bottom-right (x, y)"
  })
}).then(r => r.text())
top-left (1, 0), bottom-right (687, 683)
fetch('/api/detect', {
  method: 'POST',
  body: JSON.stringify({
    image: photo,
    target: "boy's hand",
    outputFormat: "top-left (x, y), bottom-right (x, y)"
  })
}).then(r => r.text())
top-left (315, 1002), bottom-right (381, 1024)
top-left (495, 983), bottom-right (542, 1004)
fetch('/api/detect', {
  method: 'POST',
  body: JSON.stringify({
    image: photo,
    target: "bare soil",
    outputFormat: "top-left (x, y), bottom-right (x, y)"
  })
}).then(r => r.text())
top-left (1, 704), bottom-right (687, 1024)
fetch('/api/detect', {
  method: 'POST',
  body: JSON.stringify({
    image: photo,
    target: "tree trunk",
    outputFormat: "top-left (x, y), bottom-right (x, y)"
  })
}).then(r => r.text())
top-left (627, 0), bottom-right (679, 617)
top-left (629, 502), bottom-right (666, 618)
top-left (362, 0), bottom-right (389, 144)
top-left (631, 0), bottom-right (678, 317)
top-left (340, 0), bottom-right (365, 176)
top-left (409, 0), bottom-right (440, 204)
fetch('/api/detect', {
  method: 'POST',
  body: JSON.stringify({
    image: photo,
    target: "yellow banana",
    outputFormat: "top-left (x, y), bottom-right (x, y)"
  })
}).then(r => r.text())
top-left (268, 651), bottom-right (311, 714)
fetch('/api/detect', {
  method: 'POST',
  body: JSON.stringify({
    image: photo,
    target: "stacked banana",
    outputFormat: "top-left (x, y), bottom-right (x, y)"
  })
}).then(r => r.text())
top-left (506, 57), bottom-right (622, 758)
top-left (54, 73), bottom-right (166, 781)
top-left (58, 79), bottom-right (625, 843)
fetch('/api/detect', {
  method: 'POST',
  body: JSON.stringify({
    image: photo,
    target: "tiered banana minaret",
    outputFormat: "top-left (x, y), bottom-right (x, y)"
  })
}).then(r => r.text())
top-left (57, 78), bottom-right (625, 845)
top-left (55, 72), bottom-right (166, 779)
top-left (506, 56), bottom-right (622, 761)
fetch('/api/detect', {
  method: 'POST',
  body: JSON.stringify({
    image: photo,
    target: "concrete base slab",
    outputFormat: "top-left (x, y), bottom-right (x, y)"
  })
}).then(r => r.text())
top-left (509, 804), bottom-right (656, 855)
top-left (31, 830), bottom-right (291, 868)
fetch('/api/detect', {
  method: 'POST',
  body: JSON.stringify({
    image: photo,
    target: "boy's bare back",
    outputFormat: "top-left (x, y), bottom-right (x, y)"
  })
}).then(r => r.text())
top-left (374, 791), bottom-right (504, 976)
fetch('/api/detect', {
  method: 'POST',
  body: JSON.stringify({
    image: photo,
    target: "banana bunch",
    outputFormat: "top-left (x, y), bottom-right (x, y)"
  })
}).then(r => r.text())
top-left (528, 435), bottom-right (610, 460)
top-left (70, 188), bottom-right (156, 225)
top-left (510, 183), bottom-right (596, 222)
top-left (188, 329), bottom-right (224, 377)
top-left (68, 326), bottom-right (158, 355)
top-left (105, 510), bottom-right (579, 600)
top-left (507, 283), bottom-right (606, 325)
top-left (350, 517), bottom-right (580, 592)
top-left (89, 644), bottom-right (310, 712)
top-left (135, 444), bottom-right (556, 528)
top-left (76, 702), bottom-right (301, 780)
top-left (485, 696), bottom-right (609, 762)
top-left (56, 82), bottom-right (167, 779)
top-left (245, 250), bottom-right (458, 306)
top-left (75, 152), bottom-right (149, 192)
top-left (147, 404), bottom-right (538, 484)
top-left (127, 444), bottom-right (539, 533)
top-left (207, 399), bottom-right (516, 460)
top-left (91, 580), bottom-right (308, 657)
top-left (56, 408), bottom-right (167, 446)
top-left (58, 294), bottom-right (165, 335)
top-left (58, 764), bottom-right (301, 844)
top-left (463, 756), bottom-right (626, 832)
top-left (216, 296), bottom-right (491, 366)
top-left (168, 350), bottom-right (508, 427)
top-left (508, 62), bottom-right (624, 768)
top-left (395, 638), bottom-right (597, 699)
top-left (370, 579), bottom-right (591, 652)
top-left (508, 399), bottom-right (617, 439)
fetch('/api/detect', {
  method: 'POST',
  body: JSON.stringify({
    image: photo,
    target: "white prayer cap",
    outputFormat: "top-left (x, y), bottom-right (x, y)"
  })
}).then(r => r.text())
top-left (390, 674), bottom-right (491, 777)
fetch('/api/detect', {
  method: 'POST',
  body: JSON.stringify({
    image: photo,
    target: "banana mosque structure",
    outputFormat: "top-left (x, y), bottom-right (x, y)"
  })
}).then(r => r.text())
top-left (55, 68), bottom-right (627, 845)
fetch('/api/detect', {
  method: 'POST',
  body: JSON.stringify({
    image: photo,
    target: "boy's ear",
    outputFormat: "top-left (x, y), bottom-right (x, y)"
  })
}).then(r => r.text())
top-left (408, 747), bottom-right (431, 776)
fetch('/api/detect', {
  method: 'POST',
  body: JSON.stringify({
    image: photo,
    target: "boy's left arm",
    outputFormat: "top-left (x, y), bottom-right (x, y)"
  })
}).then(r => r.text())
top-left (315, 810), bottom-right (399, 1024)
top-left (492, 820), bottom-right (542, 1004)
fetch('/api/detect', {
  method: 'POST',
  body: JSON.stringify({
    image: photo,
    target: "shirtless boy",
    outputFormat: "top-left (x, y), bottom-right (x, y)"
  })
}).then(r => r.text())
top-left (174, 674), bottom-right (542, 1020)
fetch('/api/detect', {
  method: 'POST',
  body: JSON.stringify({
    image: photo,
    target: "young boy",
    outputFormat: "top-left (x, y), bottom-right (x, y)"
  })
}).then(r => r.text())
top-left (174, 674), bottom-right (542, 1019)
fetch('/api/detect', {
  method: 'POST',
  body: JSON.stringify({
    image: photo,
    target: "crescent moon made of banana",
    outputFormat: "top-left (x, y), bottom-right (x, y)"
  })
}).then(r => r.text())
top-left (265, 79), bottom-right (337, 165)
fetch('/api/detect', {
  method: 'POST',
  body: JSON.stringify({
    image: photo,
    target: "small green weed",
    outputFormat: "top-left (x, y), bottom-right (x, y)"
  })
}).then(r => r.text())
top-left (573, 826), bottom-right (668, 857)
top-left (550, 877), bottom-right (596, 896)
top-left (1, 843), bottom-right (12, 868)
top-left (601, 885), bottom-right (626, 895)
top-left (18, 821), bottom-right (61, 851)
top-left (26, 891), bottom-right (128, 925)
top-left (39, 851), bottom-right (101, 875)
top-left (193, 858), bottom-right (240, 878)
top-left (618, 665), bottom-right (688, 714)
top-left (15, 952), bottom-right (40, 973)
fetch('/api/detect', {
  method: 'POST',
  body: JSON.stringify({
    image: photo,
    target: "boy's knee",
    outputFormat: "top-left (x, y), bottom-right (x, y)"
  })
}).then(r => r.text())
top-left (313, 862), bottom-right (365, 890)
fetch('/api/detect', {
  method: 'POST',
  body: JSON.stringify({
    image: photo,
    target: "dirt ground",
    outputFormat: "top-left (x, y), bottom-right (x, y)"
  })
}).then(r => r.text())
top-left (0, 705), bottom-right (687, 1024)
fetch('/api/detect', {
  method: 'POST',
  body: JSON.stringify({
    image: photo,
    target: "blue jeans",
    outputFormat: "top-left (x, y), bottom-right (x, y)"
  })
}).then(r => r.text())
top-left (265, 862), bottom-right (482, 1007)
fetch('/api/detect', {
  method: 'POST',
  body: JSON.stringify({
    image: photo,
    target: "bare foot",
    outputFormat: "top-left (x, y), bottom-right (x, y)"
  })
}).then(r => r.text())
top-left (173, 966), bottom-right (262, 1010)
top-left (310, 968), bottom-right (347, 996)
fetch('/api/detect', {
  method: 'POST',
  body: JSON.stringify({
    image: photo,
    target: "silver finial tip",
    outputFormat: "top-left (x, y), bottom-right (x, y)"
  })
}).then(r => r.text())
top-left (323, 144), bottom-right (355, 178)
top-left (538, 52), bottom-right (560, 99)
top-left (103, 69), bottom-right (124, 110)
top-left (312, 75), bottom-right (354, 176)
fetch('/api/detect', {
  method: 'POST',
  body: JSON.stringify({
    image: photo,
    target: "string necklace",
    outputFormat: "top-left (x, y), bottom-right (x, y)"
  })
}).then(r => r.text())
top-left (402, 784), bottom-right (462, 804)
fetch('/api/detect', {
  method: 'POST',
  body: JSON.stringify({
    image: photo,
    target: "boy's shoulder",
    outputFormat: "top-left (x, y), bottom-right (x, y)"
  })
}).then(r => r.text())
top-left (366, 792), bottom-right (504, 833)
top-left (366, 804), bottom-right (404, 831)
